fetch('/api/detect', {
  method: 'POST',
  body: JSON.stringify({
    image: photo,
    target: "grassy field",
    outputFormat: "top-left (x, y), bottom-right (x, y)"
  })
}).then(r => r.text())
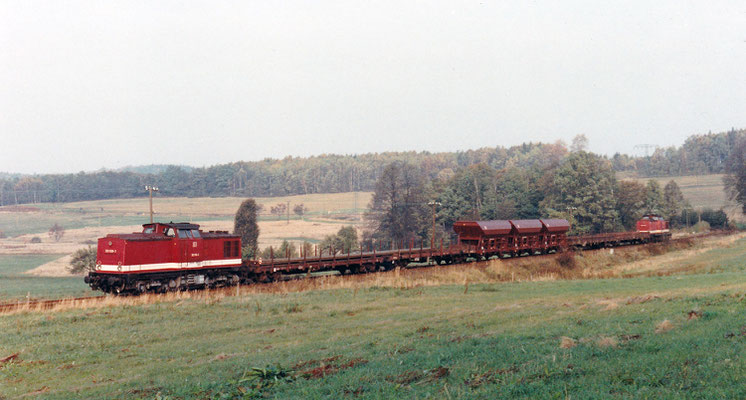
top-left (0, 192), bottom-right (371, 238)
top-left (1, 234), bottom-right (745, 398)
top-left (0, 255), bottom-right (90, 301)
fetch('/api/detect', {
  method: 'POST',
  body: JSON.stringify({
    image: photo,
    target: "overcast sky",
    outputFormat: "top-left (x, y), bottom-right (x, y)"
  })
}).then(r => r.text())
top-left (1, 1), bottom-right (745, 174)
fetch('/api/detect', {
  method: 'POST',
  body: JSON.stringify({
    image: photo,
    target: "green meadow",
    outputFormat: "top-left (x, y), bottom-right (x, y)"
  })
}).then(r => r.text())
top-left (1, 236), bottom-right (745, 399)
top-left (0, 255), bottom-right (89, 301)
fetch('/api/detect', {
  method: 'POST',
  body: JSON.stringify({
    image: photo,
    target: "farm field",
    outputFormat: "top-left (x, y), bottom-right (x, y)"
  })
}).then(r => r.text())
top-left (0, 191), bottom-right (372, 238)
top-left (1, 234), bottom-right (745, 398)
top-left (619, 173), bottom-right (743, 221)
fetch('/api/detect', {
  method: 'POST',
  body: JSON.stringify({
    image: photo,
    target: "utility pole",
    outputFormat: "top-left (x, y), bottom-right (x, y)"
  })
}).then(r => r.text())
top-left (145, 185), bottom-right (159, 223)
top-left (428, 200), bottom-right (441, 248)
top-left (287, 200), bottom-right (290, 225)
top-left (634, 144), bottom-right (658, 157)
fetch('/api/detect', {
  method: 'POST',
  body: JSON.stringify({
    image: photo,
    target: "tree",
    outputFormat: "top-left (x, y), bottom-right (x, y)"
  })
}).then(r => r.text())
top-left (293, 204), bottom-right (308, 217)
top-left (662, 180), bottom-right (685, 223)
top-left (68, 246), bottom-right (97, 274)
top-left (724, 137), bottom-right (746, 213)
top-left (270, 203), bottom-right (287, 219)
top-left (336, 226), bottom-right (358, 253)
top-left (48, 223), bottom-right (65, 242)
top-left (436, 164), bottom-right (499, 228)
top-left (570, 134), bottom-right (589, 152)
top-left (276, 240), bottom-right (297, 259)
top-left (234, 198), bottom-right (260, 258)
top-left (365, 162), bottom-right (429, 243)
top-left (644, 180), bottom-right (664, 213)
top-left (616, 181), bottom-right (647, 230)
top-left (540, 151), bottom-right (619, 234)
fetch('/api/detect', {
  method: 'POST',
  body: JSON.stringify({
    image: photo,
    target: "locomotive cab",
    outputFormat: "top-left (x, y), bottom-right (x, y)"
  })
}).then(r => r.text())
top-left (636, 214), bottom-right (670, 234)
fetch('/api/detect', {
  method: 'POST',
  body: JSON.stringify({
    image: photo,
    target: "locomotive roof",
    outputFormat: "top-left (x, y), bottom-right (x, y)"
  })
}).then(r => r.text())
top-left (143, 222), bottom-right (201, 230)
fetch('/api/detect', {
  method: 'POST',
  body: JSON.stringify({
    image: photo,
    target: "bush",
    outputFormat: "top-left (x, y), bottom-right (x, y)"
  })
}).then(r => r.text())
top-left (693, 220), bottom-right (711, 233)
top-left (69, 246), bottom-right (97, 274)
top-left (0, 230), bottom-right (6, 239)
top-left (30, 236), bottom-right (42, 243)
top-left (557, 251), bottom-right (577, 269)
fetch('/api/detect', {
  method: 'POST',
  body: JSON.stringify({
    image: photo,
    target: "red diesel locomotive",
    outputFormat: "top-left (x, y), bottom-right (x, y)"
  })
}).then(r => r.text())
top-left (86, 222), bottom-right (242, 294)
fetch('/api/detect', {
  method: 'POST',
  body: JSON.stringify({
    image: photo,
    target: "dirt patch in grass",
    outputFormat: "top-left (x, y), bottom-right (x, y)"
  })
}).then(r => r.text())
top-left (596, 336), bottom-right (618, 348)
top-left (560, 337), bottom-right (577, 349)
top-left (293, 355), bottom-right (368, 379)
top-left (655, 319), bottom-right (675, 333)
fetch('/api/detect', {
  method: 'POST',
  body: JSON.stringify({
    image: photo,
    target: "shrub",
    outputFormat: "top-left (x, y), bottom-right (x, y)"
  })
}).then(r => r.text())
top-left (557, 251), bottom-right (577, 269)
top-left (693, 220), bottom-right (711, 233)
top-left (30, 236), bottom-right (42, 243)
top-left (69, 246), bottom-right (97, 274)
top-left (0, 230), bottom-right (6, 239)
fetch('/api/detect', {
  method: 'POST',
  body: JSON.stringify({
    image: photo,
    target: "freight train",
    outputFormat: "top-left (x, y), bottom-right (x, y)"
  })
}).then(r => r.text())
top-left (85, 215), bottom-right (670, 294)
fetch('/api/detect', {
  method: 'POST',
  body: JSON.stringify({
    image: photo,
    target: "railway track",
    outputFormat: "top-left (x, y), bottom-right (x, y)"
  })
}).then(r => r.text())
top-left (0, 296), bottom-right (105, 314)
top-left (0, 230), bottom-right (732, 314)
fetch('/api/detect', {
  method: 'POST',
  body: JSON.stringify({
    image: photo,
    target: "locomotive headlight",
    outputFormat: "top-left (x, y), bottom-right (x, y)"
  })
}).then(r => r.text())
top-left (108, 241), bottom-right (113, 246)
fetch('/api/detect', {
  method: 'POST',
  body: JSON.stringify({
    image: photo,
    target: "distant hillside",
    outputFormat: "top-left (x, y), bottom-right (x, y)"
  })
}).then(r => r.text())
top-left (116, 164), bottom-right (194, 175)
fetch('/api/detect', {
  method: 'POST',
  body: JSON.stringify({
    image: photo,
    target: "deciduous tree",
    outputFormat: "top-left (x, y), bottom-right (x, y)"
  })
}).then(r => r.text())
top-left (644, 180), bottom-right (664, 213)
top-left (662, 180), bottom-right (685, 222)
top-left (724, 137), bottom-right (746, 213)
top-left (68, 246), bottom-right (97, 274)
top-left (616, 181), bottom-right (647, 230)
top-left (48, 223), bottom-right (65, 242)
top-left (540, 152), bottom-right (619, 234)
top-left (234, 198), bottom-right (260, 258)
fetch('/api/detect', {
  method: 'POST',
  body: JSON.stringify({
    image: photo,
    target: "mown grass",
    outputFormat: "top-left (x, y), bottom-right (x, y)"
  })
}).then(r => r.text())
top-left (1, 236), bottom-right (746, 398)
top-left (0, 255), bottom-right (90, 301)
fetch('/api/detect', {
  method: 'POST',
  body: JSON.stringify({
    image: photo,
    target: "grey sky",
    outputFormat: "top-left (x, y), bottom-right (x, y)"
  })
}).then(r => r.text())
top-left (1, 1), bottom-right (745, 174)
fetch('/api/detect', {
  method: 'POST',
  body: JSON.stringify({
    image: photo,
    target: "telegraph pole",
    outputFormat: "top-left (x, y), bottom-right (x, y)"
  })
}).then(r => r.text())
top-left (634, 144), bottom-right (658, 157)
top-left (145, 185), bottom-right (159, 223)
top-left (428, 200), bottom-right (442, 248)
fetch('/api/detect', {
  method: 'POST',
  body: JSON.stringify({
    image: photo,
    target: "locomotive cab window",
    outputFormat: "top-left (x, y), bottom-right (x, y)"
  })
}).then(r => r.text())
top-left (191, 230), bottom-right (201, 238)
top-left (164, 228), bottom-right (175, 237)
top-left (178, 229), bottom-right (189, 239)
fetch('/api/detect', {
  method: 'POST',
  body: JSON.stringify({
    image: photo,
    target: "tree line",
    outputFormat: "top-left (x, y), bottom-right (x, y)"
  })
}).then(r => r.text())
top-left (3, 128), bottom-right (743, 207)
top-left (364, 149), bottom-right (734, 244)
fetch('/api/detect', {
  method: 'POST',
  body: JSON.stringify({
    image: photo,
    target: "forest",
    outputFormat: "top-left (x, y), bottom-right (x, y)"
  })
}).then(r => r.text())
top-left (1, 128), bottom-right (744, 207)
